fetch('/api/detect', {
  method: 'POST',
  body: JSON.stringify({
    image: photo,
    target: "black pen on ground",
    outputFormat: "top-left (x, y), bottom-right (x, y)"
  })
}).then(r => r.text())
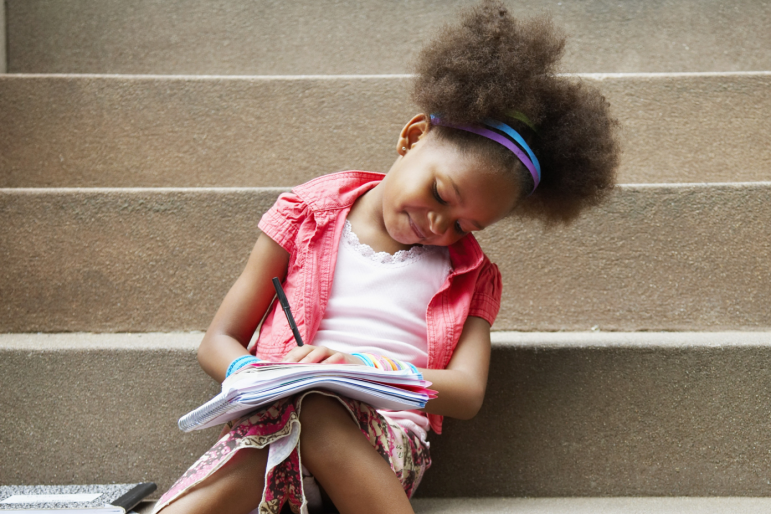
top-left (272, 277), bottom-right (304, 347)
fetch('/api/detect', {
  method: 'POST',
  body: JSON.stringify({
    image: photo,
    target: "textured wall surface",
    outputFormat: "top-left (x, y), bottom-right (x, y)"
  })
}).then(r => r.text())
top-left (1, 185), bottom-right (770, 333)
top-left (6, 0), bottom-right (771, 75)
top-left (1, 74), bottom-right (769, 188)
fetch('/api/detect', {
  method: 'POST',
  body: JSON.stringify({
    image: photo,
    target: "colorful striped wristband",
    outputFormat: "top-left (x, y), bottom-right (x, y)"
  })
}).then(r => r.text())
top-left (226, 355), bottom-right (262, 378)
top-left (351, 352), bottom-right (418, 373)
top-left (351, 352), bottom-right (375, 367)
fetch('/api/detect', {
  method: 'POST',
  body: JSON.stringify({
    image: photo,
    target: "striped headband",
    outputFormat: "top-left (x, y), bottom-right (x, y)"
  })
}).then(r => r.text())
top-left (429, 113), bottom-right (541, 194)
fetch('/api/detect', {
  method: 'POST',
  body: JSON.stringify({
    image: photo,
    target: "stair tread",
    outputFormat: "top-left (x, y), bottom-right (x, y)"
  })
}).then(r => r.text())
top-left (132, 497), bottom-right (771, 514)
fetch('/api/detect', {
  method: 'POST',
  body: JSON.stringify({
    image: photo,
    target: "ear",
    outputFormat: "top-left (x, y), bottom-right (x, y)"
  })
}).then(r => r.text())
top-left (396, 113), bottom-right (431, 156)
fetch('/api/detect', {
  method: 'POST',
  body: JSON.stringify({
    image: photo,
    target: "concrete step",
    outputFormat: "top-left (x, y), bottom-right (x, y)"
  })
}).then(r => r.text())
top-left (1, 73), bottom-right (769, 188)
top-left (133, 497), bottom-right (771, 513)
top-left (6, 0), bottom-right (771, 75)
top-left (410, 498), bottom-right (771, 514)
top-left (2, 331), bottom-right (771, 497)
top-left (2, 184), bottom-right (770, 333)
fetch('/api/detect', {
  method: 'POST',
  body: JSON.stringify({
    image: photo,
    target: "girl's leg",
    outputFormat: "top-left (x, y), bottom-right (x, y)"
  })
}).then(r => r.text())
top-left (157, 446), bottom-right (268, 514)
top-left (299, 394), bottom-right (415, 514)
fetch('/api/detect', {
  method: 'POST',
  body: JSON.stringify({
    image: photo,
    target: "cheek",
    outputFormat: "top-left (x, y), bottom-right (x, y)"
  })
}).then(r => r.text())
top-left (383, 186), bottom-right (412, 219)
top-left (381, 188), bottom-right (398, 217)
top-left (380, 194), bottom-right (403, 232)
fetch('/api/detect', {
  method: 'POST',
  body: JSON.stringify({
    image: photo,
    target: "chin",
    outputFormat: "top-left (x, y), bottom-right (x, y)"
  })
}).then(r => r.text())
top-left (382, 215), bottom-right (412, 245)
top-left (390, 230), bottom-right (415, 246)
top-left (387, 225), bottom-right (416, 246)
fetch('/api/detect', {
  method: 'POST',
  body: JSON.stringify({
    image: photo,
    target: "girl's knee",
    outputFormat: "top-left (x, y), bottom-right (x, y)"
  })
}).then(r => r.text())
top-left (299, 393), bottom-right (351, 425)
top-left (298, 394), bottom-right (360, 449)
top-left (157, 448), bottom-right (268, 514)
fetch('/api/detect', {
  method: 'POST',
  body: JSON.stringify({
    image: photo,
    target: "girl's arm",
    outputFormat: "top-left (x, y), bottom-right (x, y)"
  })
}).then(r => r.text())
top-left (282, 315), bottom-right (492, 420)
top-left (284, 315), bottom-right (492, 419)
top-left (420, 316), bottom-right (492, 420)
top-left (197, 233), bottom-right (290, 383)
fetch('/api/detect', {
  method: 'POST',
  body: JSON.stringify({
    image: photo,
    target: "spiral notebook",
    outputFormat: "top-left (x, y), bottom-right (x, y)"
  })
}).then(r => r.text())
top-left (179, 362), bottom-right (436, 432)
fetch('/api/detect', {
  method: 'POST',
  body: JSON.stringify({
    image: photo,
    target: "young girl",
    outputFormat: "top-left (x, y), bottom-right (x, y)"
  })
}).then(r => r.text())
top-left (154, 1), bottom-right (619, 513)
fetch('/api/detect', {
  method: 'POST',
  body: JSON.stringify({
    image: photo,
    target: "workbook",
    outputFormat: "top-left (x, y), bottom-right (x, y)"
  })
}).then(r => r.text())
top-left (179, 362), bottom-right (436, 432)
top-left (0, 483), bottom-right (156, 513)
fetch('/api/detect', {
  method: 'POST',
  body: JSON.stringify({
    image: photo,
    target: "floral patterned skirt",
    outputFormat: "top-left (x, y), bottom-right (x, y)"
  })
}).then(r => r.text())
top-left (152, 390), bottom-right (432, 514)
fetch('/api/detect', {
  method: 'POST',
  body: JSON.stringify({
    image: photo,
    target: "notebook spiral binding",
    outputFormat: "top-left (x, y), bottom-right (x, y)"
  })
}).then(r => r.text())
top-left (178, 395), bottom-right (235, 431)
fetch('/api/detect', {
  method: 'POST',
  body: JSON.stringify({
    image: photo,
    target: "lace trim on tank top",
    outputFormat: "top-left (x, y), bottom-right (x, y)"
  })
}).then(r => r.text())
top-left (343, 219), bottom-right (437, 265)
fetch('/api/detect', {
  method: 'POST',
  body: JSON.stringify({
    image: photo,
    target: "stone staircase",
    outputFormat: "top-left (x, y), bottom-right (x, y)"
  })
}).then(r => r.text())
top-left (1, 1), bottom-right (770, 512)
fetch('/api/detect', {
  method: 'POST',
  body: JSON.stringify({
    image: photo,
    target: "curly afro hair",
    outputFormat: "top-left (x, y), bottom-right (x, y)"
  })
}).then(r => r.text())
top-left (412, 0), bottom-right (620, 223)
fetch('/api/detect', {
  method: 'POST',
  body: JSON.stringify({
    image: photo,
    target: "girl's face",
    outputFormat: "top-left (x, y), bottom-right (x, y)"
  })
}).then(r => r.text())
top-left (379, 132), bottom-right (520, 248)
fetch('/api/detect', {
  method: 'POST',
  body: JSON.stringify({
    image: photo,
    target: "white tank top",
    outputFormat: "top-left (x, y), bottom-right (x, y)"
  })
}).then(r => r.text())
top-left (312, 220), bottom-right (451, 440)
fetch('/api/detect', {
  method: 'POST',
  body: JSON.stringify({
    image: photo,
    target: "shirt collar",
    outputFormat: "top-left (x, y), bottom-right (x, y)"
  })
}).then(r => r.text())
top-left (448, 233), bottom-right (485, 274)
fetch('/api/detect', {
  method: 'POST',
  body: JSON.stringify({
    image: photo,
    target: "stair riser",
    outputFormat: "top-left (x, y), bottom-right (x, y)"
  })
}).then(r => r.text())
top-left (422, 339), bottom-right (771, 497)
top-left (3, 333), bottom-right (770, 496)
top-left (480, 183), bottom-right (771, 331)
top-left (1, 74), bottom-right (769, 187)
top-left (2, 184), bottom-right (770, 332)
top-left (6, 0), bottom-right (771, 75)
top-left (0, 342), bottom-right (218, 491)
top-left (0, 189), bottom-right (280, 332)
top-left (410, 497), bottom-right (771, 513)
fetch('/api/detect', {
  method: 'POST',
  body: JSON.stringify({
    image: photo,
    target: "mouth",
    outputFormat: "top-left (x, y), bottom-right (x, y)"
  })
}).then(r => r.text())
top-left (408, 215), bottom-right (426, 240)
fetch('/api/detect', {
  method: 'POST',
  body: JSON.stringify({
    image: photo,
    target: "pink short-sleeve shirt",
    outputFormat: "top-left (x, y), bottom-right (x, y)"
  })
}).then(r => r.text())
top-left (254, 171), bottom-right (502, 434)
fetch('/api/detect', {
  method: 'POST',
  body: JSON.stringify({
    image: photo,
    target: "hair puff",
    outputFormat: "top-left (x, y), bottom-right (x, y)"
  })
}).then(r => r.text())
top-left (412, 0), bottom-right (620, 223)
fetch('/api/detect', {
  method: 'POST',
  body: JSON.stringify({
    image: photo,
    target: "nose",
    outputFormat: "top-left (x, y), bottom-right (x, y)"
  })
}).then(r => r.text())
top-left (428, 211), bottom-right (450, 236)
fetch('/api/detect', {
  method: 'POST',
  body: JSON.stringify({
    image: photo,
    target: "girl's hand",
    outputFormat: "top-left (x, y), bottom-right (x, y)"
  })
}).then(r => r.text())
top-left (282, 344), bottom-right (362, 365)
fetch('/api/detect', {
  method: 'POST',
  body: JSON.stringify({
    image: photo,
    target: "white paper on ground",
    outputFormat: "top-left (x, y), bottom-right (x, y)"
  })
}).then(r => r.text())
top-left (1, 493), bottom-right (103, 503)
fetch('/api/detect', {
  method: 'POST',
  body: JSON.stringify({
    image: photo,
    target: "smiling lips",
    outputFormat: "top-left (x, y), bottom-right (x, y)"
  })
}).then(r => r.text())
top-left (408, 215), bottom-right (426, 240)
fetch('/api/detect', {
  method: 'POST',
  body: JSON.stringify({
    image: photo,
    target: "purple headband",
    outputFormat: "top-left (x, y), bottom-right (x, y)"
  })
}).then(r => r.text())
top-left (429, 114), bottom-right (541, 193)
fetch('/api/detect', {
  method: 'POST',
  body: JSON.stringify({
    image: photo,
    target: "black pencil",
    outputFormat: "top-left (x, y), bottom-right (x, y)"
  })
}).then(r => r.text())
top-left (272, 277), bottom-right (304, 346)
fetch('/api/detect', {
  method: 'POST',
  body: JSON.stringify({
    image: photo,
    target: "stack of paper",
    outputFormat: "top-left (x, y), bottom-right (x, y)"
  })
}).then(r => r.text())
top-left (179, 362), bottom-right (437, 432)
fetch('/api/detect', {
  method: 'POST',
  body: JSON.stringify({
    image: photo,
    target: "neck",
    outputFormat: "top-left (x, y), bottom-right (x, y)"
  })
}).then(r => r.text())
top-left (347, 183), bottom-right (412, 254)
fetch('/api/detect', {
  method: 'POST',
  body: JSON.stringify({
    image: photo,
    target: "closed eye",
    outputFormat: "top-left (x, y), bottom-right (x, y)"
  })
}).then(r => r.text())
top-left (432, 180), bottom-right (448, 205)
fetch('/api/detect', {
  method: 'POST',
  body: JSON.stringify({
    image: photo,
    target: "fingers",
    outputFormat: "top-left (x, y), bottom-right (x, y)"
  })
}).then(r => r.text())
top-left (282, 345), bottom-right (317, 363)
top-left (280, 345), bottom-right (357, 365)
top-left (300, 346), bottom-right (337, 364)
top-left (320, 352), bottom-right (350, 364)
